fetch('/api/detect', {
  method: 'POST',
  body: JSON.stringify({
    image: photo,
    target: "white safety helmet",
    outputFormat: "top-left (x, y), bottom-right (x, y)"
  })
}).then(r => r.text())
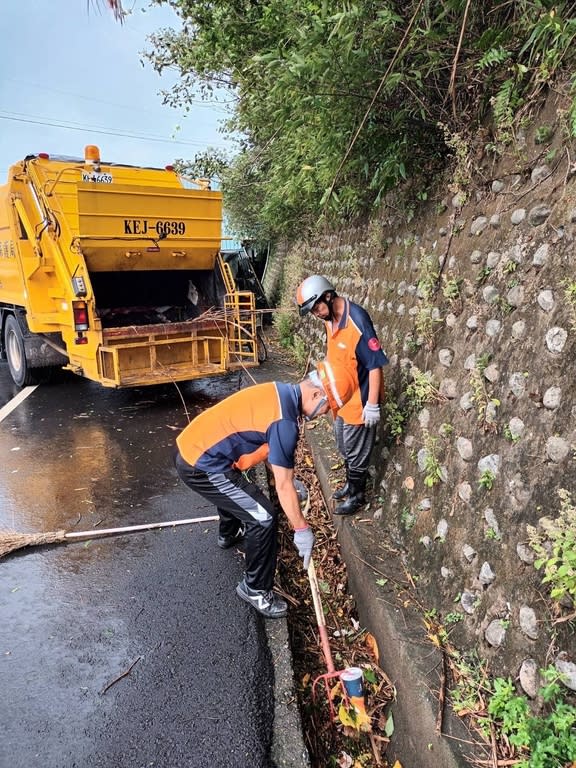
top-left (296, 275), bottom-right (335, 316)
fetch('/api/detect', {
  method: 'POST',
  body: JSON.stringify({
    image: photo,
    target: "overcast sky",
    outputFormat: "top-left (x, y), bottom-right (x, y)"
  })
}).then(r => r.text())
top-left (0, 1), bottom-right (234, 179)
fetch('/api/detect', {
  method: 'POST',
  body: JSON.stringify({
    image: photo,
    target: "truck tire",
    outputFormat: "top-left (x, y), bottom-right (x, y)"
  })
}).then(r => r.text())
top-left (4, 314), bottom-right (37, 387)
top-left (257, 327), bottom-right (268, 363)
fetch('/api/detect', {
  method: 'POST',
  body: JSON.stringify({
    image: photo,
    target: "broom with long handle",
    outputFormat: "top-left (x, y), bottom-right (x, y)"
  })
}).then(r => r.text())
top-left (0, 515), bottom-right (219, 559)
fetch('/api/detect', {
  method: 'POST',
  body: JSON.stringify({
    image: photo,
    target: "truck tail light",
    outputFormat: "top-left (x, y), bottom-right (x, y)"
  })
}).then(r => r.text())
top-left (73, 301), bottom-right (89, 331)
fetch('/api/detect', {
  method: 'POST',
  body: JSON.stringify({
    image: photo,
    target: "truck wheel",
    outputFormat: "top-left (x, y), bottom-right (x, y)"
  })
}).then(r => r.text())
top-left (257, 327), bottom-right (268, 363)
top-left (4, 315), bottom-right (36, 387)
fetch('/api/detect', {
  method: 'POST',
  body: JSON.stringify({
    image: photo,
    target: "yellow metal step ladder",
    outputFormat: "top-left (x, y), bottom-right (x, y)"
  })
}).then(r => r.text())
top-left (218, 254), bottom-right (258, 366)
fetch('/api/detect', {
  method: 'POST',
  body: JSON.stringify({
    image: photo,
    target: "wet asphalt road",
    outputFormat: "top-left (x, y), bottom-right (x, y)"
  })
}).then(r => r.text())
top-left (0, 364), bottom-right (277, 768)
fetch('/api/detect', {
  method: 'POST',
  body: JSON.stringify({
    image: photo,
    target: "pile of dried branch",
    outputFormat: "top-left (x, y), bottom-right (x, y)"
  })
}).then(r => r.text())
top-left (276, 441), bottom-right (396, 768)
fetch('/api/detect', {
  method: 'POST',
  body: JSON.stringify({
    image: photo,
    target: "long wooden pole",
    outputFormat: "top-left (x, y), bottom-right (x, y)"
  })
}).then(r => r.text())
top-left (63, 515), bottom-right (219, 540)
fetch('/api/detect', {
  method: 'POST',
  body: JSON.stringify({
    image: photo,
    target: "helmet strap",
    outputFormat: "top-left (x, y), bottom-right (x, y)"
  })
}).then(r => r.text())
top-left (304, 395), bottom-right (327, 422)
top-left (321, 291), bottom-right (336, 321)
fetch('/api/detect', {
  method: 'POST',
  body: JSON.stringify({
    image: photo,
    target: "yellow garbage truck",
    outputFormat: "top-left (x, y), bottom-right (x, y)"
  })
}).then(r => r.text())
top-left (0, 145), bottom-right (259, 387)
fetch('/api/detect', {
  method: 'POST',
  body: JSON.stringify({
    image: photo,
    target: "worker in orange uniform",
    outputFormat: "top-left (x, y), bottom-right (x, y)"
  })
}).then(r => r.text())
top-left (296, 275), bottom-right (388, 515)
top-left (174, 361), bottom-right (355, 619)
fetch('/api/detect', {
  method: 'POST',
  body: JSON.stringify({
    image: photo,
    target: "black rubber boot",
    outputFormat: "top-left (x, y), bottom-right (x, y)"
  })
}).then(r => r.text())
top-left (332, 465), bottom-right (350, 500)
top-left (332, 482), bottom-right (350, 500)
top-left (334, 474), bottom-right (367, 516)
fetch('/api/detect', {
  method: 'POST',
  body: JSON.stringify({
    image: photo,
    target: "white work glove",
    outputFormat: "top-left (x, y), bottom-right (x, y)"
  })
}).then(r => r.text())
top-left (362, 403), bottom-right (381, 428)
top-left (293, 527), bottom-right (315, 570)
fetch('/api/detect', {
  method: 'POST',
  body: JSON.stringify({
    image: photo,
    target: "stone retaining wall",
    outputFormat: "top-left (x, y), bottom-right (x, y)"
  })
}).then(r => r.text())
top-left (276, 103), bottom-right (576, 705)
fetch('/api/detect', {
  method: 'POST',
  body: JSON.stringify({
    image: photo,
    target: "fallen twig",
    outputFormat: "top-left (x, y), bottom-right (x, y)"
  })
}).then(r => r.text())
top-left (436, 648), bottom-right (447, 733)
top-left (100, 656), bottom-right (142, 695)
top-left (489, 718), bottom-right (499, 768)
top-left (552, 609), bottom-right (576, 625)
top-left (351, 552), bottom-right (410, 588)
top-left (369, 732), bottom-right (383, 766)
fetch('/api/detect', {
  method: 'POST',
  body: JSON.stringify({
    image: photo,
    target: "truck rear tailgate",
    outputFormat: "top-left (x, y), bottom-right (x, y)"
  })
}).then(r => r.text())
top-left (99, 320), bottom-right (228, 387)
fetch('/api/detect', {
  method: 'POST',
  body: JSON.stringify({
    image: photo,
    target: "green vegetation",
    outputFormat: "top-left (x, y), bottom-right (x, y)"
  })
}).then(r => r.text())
top-left (475, 352), bottom-right (492, 373)
top-left (562, 278), bottom-right (576, 328)
top-left (400, 506), bottom-right (416, 531)
top-left (414, 248), bottom-right (442, 346)
top-left (535, 124), bottom-right (555, 143)
top-left (416, 583), bottom-right (576, 765)
top-left (504, 423), bottom-right (521, 443)
top-left (147, 1), bottom-right (576, 239)
top-left (476, 266), bottom-right (493, 283)
top-left (384, 398), bottom-right (406, 442)
top-left (527, 488), bottom-right (576, 602)
top-left (470, 368), bottom-right (500, 432)
top-left (545, 146), bottom-right (558, 162)
top-left (274, 311), bottom-right (296, 349)
top-left (450, 651), bottom-right (489, 718)
top-left (442, 277), bottom-right (461, 301)
top-left (404, 366), bottom-right (443, 411)
top-left (469, 359), bottom-right (500, 431)
top-left (446, 647), bottom-right (576, 765)
top-left (404, 334), bottom-right (422, 354)
top-left (569, 72), bottom-right (576, 136)
top-left (478, 469), bottom-right (496, 491)
top-left (414, 306), bottom-right (437, 349)
top-left (488, 669), bottom-right (576, 768)
top-left (444, 644), bottom-right (576, 765)
top-left (273, 311), bottom-right (307, 364)
top-left (496, 296), bottom-right (514, 316)
top-left (416, 248), bottom-right (439, 301)
top-left (503, 259), bottom-right (518, 274)
top-left (422, 431), bottom-right (443, 488)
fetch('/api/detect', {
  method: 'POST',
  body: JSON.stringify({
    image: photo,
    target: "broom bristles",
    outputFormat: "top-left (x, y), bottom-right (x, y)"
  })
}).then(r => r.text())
top-left (0, 530), bottom-right (67, 558)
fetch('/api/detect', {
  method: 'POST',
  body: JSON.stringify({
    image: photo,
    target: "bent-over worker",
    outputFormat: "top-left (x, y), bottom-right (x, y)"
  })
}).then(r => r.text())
top-left (174, 361), bottom-right (355, 619)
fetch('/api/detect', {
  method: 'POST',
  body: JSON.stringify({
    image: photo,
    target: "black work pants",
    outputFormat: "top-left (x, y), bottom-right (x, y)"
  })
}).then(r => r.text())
top-left (174, 451), bottom-right (278, 591)
top-left (333, 416), bottom-right (375, 476)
